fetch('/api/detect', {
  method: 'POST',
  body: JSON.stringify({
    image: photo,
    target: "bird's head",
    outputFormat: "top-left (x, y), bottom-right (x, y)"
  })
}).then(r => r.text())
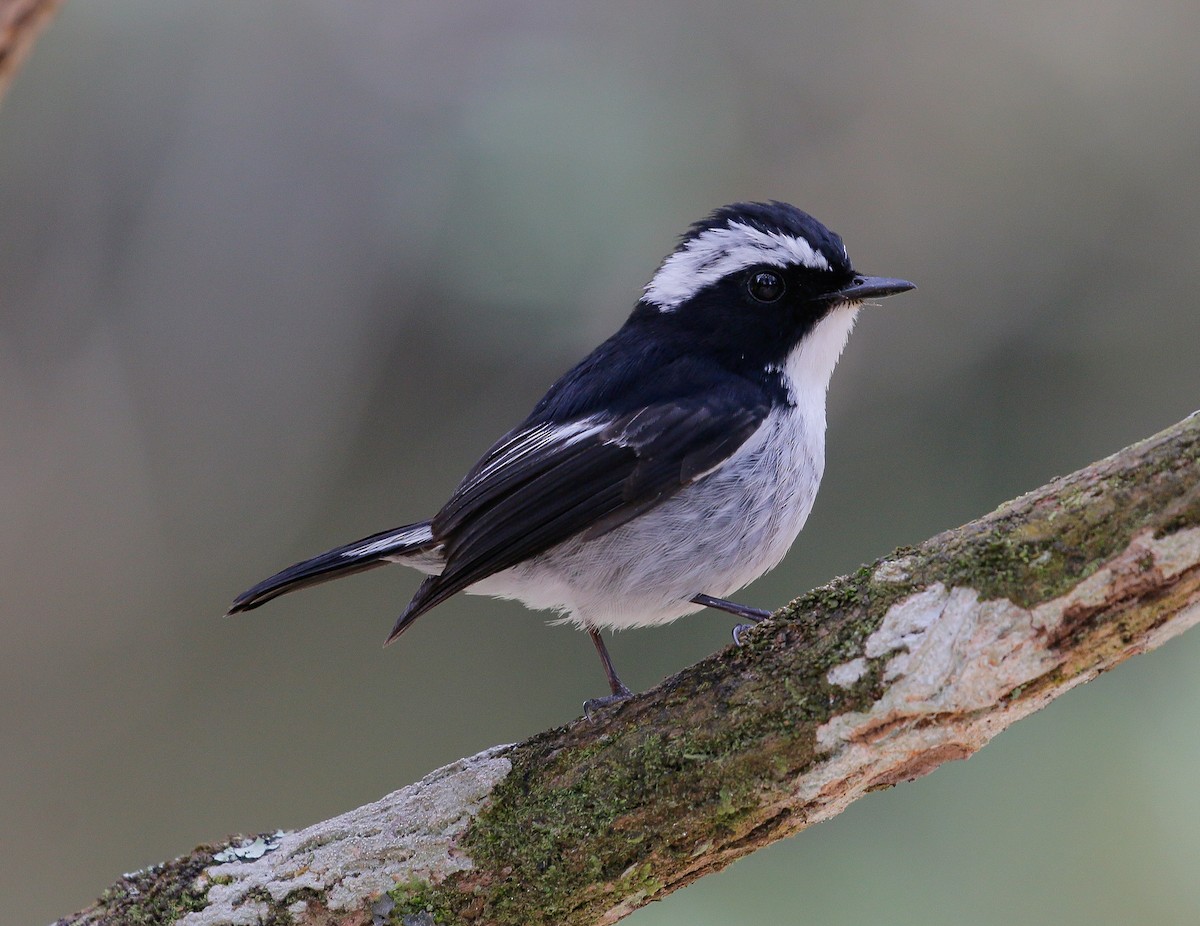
top-left (638, 201), bottom-right (914, 379)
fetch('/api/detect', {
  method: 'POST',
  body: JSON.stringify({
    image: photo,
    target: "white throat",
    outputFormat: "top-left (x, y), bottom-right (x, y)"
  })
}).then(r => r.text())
top-left (781, 305), bottom-right (860, 414)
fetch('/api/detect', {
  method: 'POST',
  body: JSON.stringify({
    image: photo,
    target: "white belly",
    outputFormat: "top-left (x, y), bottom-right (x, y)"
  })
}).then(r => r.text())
top-left (469, 403), bottom-right (825, 629)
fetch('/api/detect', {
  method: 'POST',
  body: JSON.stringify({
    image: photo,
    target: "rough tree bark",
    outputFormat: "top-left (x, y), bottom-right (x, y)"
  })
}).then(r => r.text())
top-left (0, 0), bottom-right (62, 102)
top-left (55, 411), bottom-right (1200, 926)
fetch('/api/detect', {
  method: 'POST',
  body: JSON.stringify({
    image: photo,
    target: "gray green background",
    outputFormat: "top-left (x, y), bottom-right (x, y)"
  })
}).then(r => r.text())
top-left (3, 2), bottom-right (1200, 924)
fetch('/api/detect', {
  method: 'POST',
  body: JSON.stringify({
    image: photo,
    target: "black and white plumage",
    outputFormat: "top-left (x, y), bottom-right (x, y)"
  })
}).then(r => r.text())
top-left (228, 201), bottom-right (914, 705)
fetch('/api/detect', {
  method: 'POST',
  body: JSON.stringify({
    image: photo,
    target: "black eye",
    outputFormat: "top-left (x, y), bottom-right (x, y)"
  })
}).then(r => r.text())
top-left (748, 270), bottom-right (785, 303)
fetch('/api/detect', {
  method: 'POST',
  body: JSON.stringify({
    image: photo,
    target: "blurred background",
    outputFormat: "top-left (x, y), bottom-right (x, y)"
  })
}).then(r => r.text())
top-left (2, 1), bottom-right (1199, 923)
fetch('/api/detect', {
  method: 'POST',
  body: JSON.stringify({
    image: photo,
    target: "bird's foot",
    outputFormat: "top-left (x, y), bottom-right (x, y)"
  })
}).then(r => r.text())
top-left (691, 593), bottom-right (771, 645)
top-left (583, 684), bottom-right (634, 722)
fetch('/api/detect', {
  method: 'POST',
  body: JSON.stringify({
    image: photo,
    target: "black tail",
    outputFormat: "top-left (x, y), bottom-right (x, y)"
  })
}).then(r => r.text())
top-left (227, 520), bottom-right (436, 615)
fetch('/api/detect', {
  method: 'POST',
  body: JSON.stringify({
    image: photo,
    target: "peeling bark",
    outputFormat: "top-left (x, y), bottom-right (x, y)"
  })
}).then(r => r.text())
top-left (55, 412), bottom-right (1200, 926)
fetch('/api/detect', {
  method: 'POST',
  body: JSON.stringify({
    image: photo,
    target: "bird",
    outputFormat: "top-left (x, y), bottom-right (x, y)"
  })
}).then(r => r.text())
top-left (228, 201), bottom-right (914, 712)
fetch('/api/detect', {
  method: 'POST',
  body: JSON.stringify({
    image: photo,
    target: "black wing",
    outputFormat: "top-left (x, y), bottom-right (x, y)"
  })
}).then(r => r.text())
top-left (385, 380), bottom-right (770, 642)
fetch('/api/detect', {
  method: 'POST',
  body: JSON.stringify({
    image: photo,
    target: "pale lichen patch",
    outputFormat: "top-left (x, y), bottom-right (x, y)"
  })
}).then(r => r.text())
top-left (192, 899), bottom-right (267, 926)
top-left (863, 583), bottom-right (951, 661)
top-left (179, 745), bottom-right (513, 926)
top-left (872, 555), bottom-right (917, 584)
top-left (1144, 526), bottom-right (1200, 578)
top-left (818, 585), bottom-right (1043, 752)
top-left (826, 657), bottom-right (867, 688)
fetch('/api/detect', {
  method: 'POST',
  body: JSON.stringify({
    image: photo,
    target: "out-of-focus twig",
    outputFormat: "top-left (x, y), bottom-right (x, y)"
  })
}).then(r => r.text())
top-left (0, 0), bottom-right (63, 105)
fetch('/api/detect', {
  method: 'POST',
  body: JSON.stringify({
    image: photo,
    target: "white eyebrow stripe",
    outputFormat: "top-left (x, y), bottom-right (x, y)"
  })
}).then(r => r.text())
top-left (643, 221), bottom-right (831, 311)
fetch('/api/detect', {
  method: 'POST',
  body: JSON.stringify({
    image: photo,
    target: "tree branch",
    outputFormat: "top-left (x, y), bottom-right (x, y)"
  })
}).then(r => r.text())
top-left (0, 0), bottom-right (63, 104)
top-left (56, 411), bottom-right (1200, 926)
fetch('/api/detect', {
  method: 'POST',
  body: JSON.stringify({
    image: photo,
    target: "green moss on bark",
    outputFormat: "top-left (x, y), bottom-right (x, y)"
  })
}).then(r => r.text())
top-left (54, 844), bottom-right (217, 926)
top-left (940, 417), bottom-right (1197, 607)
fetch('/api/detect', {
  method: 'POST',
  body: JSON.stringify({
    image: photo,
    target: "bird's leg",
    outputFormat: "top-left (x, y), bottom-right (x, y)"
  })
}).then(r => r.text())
top-left (691, 592), bottom-right (772, 622)
top-left (690, 593), bottom-right (772, 646)
top-left (583, 626), bottom-right (634, 720)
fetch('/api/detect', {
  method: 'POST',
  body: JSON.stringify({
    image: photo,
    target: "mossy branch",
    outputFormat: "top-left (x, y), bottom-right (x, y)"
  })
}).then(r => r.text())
top-left (57, 412), bottom-right (1200, 926)
top-left (0, 0), bottom-right (63, 103)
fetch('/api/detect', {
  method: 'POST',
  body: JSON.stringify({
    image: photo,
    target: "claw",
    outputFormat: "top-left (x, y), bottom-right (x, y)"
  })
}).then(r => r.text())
top-left (583, 687), bottom-right (633, 722)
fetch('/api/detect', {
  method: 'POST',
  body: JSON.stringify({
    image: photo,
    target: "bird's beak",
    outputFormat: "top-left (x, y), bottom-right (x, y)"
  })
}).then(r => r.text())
top-left (826, 275), bottom-right (915, 304)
